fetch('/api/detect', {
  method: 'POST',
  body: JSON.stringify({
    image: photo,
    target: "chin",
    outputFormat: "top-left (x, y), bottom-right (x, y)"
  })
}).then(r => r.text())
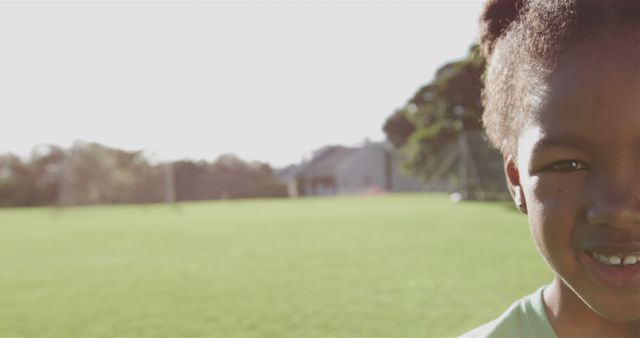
top-left (588, 296), bottom-right (640, 322)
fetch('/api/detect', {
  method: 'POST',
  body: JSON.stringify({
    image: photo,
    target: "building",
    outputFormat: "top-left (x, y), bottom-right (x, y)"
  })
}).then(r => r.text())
top-left (276, 132), bottom-right (507, 199)
top-left (278, 141), bottom-right (430, 197)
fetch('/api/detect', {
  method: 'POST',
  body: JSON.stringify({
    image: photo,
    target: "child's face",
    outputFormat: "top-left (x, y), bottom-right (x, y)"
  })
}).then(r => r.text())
top-left (505, 32), bottom-right (640, 321)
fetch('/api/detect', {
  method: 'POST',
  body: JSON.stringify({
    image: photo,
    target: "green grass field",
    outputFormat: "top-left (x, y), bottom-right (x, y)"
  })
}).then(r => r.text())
top-left (0, 193), bottom-right (552, 337)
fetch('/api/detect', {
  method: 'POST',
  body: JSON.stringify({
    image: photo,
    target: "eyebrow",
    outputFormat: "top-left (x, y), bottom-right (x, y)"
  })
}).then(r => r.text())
top-left (531, 135), bottom-right (593, 153)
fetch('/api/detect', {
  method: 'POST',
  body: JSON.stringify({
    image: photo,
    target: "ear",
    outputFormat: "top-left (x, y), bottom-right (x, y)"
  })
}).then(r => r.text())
top-left (504, 154), bottom-right (527, 214)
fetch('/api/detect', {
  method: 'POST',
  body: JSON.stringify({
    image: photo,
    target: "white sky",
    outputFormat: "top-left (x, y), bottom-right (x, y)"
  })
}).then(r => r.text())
top-left (1, 1), bottom-right (484, 167)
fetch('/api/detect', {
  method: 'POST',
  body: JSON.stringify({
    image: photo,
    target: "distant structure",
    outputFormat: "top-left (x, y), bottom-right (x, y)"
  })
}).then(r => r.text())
top-left (276, 141), bottom-right (440, 197)
top-left (276, 132), bottom-right (507, 199)
top-left (422, 130), bottom-right (507, 200)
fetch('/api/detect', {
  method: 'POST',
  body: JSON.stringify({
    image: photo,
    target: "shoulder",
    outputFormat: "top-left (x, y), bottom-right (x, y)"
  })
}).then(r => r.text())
top-left (458, 286), bottom-right (556, 338)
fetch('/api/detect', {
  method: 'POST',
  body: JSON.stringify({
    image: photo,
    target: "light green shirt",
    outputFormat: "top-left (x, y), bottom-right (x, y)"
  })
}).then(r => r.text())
top-left (459, 286), bottom-right (557, 338)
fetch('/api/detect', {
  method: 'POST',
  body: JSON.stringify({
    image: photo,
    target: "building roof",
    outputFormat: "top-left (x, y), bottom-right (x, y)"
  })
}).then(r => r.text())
top-left (336, 141), bottom-right (394, 172)
top-left (298, 146), bottom-right (356, 179)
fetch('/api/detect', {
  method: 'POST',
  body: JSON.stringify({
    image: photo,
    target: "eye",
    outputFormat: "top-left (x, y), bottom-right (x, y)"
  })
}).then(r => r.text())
top-left (548, 160), bottom-right (589, 172)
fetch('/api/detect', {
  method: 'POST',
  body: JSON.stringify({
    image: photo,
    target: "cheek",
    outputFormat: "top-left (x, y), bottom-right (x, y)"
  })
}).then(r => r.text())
top-left (529, 174), bottom-right (583, 210)
top-left (524, 175), bottom-right (585, 266)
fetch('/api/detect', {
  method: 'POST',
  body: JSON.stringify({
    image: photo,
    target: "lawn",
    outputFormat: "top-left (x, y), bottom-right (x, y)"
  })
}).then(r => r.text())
top-left (0, 193), bottom-right (552, 337)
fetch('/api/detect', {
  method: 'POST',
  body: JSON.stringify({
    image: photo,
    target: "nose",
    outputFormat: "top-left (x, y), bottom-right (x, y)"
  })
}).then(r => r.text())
top-left (587, 171), bottom-right (640, 228)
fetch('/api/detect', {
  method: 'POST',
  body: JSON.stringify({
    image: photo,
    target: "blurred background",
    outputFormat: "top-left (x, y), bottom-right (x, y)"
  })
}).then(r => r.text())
top-left (0, 1), bottom-right (551, 337)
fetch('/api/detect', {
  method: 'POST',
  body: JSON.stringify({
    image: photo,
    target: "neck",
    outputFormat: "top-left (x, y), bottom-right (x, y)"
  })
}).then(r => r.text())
top-left (543, 277), bottom-right (640, 338)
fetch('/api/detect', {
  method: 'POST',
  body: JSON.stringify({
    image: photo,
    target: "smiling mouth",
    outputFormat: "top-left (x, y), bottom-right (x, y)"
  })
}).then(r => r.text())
top-left (588, 251), bottom-right (640, 266)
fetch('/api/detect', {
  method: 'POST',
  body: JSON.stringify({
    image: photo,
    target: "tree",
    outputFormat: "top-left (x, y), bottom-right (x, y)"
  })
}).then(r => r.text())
top-left (29, 144), bottom-right (65, 206)
top-left (0, 154), bottom-right (31, 206)
top-left (171, 154), bottom-right (287, 202)
top-left (57, 142), bottom-right (157, 206)
top-left (383, 46), bottom-right (506, 199)
top-left (384, 46), bottom-right (485, 174)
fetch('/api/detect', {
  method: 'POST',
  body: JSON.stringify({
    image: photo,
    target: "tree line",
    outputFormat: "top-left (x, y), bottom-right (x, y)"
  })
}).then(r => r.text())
top-left (0, 141), bottom-right (287, 207)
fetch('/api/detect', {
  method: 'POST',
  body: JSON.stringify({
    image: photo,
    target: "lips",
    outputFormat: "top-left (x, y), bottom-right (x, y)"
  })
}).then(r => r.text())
top-left (578, 245), bottom-right (640, 289)
top-left (582, 241), bottom-right (640, 253)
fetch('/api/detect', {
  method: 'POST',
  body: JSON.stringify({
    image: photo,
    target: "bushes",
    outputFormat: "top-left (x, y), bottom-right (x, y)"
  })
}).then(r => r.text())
top-left (0, 142), bottom-right (287, 207)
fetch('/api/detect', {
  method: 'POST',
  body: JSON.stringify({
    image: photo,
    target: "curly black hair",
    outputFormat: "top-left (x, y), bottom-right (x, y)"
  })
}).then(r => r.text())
top-left (479, 0), bottom-right (640, 156)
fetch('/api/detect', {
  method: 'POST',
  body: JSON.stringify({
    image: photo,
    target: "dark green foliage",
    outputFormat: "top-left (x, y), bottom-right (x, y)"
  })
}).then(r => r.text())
top-left (382, 109), bottom-right (415, 148)
top-left (383, 46), bottom-right (507, 198)
top-left (383, 45), bottom-right (485, 172)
